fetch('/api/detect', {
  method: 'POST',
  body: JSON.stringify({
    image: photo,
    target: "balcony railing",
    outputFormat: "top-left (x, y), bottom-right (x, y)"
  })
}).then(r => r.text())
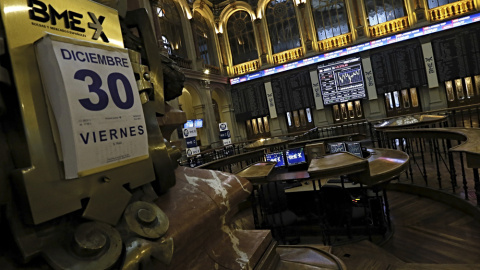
top-left (429, 0), bottom-right (475, 21)
top-left (204, 64), bottom-right (221, 75)
top-left (185, 104), bottom-right (480, 208)
top-left (272, 47), bottom-right (304, 65)
top-left (318, 33), bottom-right (352, 51)
top-left (369, 16), bottom-right (409, 38)
top-left (168, 55), bottom-right (192, 69)
top-left (231, 59), bottom-right (260, 76)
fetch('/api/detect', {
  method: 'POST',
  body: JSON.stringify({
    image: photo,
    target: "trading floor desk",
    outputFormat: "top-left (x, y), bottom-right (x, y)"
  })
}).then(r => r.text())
top-left (236, 148), bottom-right (409, 244)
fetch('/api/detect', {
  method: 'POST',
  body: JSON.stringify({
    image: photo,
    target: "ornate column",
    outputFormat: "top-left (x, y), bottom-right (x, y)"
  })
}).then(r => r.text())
top-left (296, 3), bottom-right (314, 53)
top-left (194, 86), bottom-right (221, 148)
top-left (412, 0), bottom-right (427, 23)
top-left (221, 104), bottom-right (241, 142)
top-left (349, 0), bottom-right (368, 40)
top-left (216, 32), bottom-right (231, 75)
top-left (254, 18), bottom-right (269, 64)
top-left (190, 19), bottom-right (204, 70)
top-left (268, 117), bottom-right (285, 137)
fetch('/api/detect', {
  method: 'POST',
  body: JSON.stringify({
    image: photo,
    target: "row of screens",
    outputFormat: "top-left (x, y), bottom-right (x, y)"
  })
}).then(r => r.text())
top-left (328, 142), bottom-right (363, 157)
top-left (184, 119), bottom-right (203, 129)
top-left (230, 11), bottom-right (480, 86)
top-left (266, 142), bottom-right (363, 168)
top-left (266, 147), bottom-right (306, 168)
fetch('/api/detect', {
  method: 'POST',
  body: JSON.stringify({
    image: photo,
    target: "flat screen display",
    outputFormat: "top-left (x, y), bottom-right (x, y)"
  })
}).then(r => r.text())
top-left (184, 119), bottom-right (203, 128)
top-left (328, 142), bottom-right (346, 154)
top-left (286, 147), bottom-right (306, 166)
top-left (318, 57), bottom-right (366, 105)
top-left (346, 142), bottom-right (363, 157)
top-left (184, 120), bottom-right (194, 128)
top-left (266, 152), bottom-right (286, 168)
top-left (194, 119), bottom-right (203, 128)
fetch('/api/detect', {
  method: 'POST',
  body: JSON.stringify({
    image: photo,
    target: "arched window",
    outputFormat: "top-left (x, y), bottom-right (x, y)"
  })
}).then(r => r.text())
top-left (427, 0), bottom-right (461, 9)
top-left (364, 0), bottom-right (405, 26)
top-left (192, 13), bottom-right (215, 66)
top-left (265, 0), bottom-right (301, 54)
top-left (162, 35), bottom-right (172, 55)
top-left (156, 0), bottom-right (187, 58)
top-left (311, 0), bottom-right (349, 41)
top-left (227, 11), bottom-right (258, 65)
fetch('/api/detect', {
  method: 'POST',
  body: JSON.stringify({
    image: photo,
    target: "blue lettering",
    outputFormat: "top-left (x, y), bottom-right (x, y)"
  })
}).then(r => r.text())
top-left (99, 130), bottom-right (107, 141)
top-left (80, 132), bottom-right (89, 144)
top-left (115, 57), bottom-right (122, 66)
top-left (122, 58), bottom-right (129, 68)
top-left (110, 129), bottom-right (118, 140)
top-left (129, 126), bottom-right (136, 136)
top-left (76, 51), bottom-right (85, 62)
top-left (89, 53), bottom-right (98, 63)
top-left (97, 54), bottom-right (106, 65)
top-left (120, 127), bottom-right (127, 138)
top-left (107, 56), bottom-right (115, 65)
top-left (61, 48), bottom-right (71, 60)
top-left (138, 125), bottom-right (144, 135)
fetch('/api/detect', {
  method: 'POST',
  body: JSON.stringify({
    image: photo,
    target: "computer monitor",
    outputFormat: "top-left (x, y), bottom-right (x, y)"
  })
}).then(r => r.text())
top-left (184, 120), bottom-right (194, 128)
top-left (305, 142), bottom-right (325, 164)
top-left (285, 147), bottom-right (307, 166)
top-left (345, 142), bottom-right (363, 157)
top-left (328, 142), bottom-right (346, 154)
top-left (194, 119), bottom-right (203, 128)
top-left (265, 151), bottom-right (286, 168)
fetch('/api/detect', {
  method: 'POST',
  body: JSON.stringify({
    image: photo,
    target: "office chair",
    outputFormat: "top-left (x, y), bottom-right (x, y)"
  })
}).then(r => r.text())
top-left (319, 184), bottom-right (367, 245)
top-left (258, 182), bottom-right (299, 244)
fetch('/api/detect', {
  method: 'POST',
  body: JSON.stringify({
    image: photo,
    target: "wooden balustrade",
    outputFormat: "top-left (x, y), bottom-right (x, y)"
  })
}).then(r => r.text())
top-left (169, 55), bottom-right (192, 69)
top-left (318, 33), bottom-right (352, 51)
top-left (429, 0), bottom-right (475, 21)
top-left (272, 47), bottom-right (304, 65)
top-left (231, 59), bottom-right (260, 76)
top-left (369, 16), bottom-right (409, 38)
top-left (204, 64), bottom-right (221, 75)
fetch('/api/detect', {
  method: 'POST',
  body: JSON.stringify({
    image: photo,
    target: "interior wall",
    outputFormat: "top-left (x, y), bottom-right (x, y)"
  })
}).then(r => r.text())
top-left (178, 89), bottom-right (195, 120)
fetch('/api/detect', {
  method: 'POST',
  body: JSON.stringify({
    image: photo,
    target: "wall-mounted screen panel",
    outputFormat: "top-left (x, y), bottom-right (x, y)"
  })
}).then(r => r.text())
top-left (432, 24), bottom-right (480, 82)
top-left (371, 41), bottom-right (427, 93)
top-left (231, 81), bottom-right (269, 121)
top-left (271, 69), bottom-right (315, 114)
top-left (318, 57), bottom-right (366, 105)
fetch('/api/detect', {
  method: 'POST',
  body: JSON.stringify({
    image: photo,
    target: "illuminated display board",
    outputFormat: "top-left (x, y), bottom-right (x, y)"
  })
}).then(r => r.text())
top-left (230, 12), bottom-right (480, 86)
top-left (318, 57), bottom-right (366, 105)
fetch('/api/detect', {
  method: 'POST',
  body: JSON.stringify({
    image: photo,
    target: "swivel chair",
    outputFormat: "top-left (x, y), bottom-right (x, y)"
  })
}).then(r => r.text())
top-left (320, 184), bottom-right (367, 245)
top-left (258, 182), bottom-right (299, 244)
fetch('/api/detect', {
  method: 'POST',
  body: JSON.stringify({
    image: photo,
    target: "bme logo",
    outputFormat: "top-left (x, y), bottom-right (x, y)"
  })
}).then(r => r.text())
top-left (27, 0), bottom-right (109, 42)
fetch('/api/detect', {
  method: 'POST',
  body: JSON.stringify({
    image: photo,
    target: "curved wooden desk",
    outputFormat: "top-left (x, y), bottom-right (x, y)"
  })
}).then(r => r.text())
top-left (364, 148), bottom-right (410, 186)
top-left (384, 127), bottom-right (480, 168)
top-left (374, 114), bottom-right (447, 130)
top-left (308, 148), bottom-right (410, 187)
top-left (236, 162), bottom-right (276, 183)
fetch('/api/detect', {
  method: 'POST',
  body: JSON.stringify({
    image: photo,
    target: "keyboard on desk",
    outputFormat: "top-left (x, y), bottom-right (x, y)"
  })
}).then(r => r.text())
top-left (283, 181), bottom-right (303, 190)
top-left (327, 178), bottom-right (349, 184)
